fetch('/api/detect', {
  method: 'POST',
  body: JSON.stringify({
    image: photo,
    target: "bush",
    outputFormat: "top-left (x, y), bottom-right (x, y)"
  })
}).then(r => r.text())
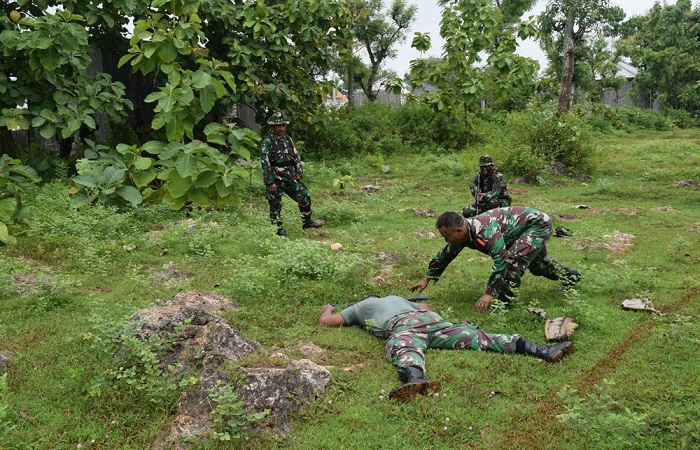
top-left (303, 102), bottom-right (466, 160)
top-left (611, 106), bottom-right (672, 131)
top-left (502, 108), bottom-right (597, 179)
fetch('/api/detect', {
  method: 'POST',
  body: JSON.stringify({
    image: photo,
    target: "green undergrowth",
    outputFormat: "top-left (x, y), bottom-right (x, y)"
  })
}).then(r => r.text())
top-left (0, 130), bottom-right (699, 449)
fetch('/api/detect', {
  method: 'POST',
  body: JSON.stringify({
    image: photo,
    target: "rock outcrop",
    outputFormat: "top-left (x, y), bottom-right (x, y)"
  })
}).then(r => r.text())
top-left (123, 291), bottom-right (330, 448)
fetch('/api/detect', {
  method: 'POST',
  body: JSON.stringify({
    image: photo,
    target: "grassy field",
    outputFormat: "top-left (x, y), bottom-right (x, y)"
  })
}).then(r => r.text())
top-left (1, 129), bottom-right (699, 449)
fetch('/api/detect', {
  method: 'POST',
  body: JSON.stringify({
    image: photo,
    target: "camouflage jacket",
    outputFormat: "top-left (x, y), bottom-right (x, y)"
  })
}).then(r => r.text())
top-left (469, 169), bottom-right (511, 206)
top-left (260, 133), bottom-right (303, 186)
top-left (426, 207), bottom-right (550, 296)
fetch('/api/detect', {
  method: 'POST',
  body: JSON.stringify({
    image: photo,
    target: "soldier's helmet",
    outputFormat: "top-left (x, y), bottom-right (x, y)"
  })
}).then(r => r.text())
top-left (267, 112), bottom-right (289, 125)
top-left (479, 154), bottom-right (494, 167)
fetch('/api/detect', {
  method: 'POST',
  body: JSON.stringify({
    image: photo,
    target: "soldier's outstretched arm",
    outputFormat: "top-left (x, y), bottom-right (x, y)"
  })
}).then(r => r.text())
top-left (409, 277), bottom-right (430, 293)
top-left (318, 305), bottom-right (347, 327)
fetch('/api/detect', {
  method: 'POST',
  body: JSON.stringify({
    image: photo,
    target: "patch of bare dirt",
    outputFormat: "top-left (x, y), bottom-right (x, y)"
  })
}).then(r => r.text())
top-left (602, 231), bottom-right (636, 253)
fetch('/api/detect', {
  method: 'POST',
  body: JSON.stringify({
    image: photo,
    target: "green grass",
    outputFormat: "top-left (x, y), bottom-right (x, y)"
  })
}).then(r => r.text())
top-left (1, 130), bottom-right (699, 449)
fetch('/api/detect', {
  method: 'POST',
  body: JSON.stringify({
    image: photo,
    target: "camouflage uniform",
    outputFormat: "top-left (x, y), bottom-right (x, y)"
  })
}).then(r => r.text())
top-left (462, 155), bottom-right (511, 218)
top-left (260, 113), bottom-right (317, 232)
top-left (428, 206), bottom-right (572, 300)
top-left (384, 310), bottom-right (519, 375)
top-left (339, 296), bottom-right (519, 377)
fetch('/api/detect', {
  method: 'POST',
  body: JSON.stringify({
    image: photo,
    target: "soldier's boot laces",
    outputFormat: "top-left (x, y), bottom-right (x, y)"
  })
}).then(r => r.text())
top-left (389, 366), bottom-right (441, 402)
top-left (302, 219), bottom-right (323, 229)
top-left (558, 268), bottom-right (582, 291)
top-left (276, 227), bottom-right (288, 237)
top-left (515, 338), bottom-right (573, 363)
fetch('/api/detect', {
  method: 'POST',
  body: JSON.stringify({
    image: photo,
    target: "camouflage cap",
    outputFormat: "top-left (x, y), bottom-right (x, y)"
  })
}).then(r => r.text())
top-left (479, 154), bottom-right (494, 167)
top-left (267, 112), bottom-right (289, 125)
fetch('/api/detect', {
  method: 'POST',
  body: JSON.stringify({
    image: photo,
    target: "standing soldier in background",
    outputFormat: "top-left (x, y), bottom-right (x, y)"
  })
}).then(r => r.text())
top-left (462, 154), bottom-right (511, 218)
top-left (260, 112), bottom-right (322, 237)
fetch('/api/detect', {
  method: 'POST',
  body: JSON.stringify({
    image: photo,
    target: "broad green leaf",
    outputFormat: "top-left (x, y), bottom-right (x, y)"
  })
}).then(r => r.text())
top-left (144, 42), bottom-right (158, 58)
top-left (39, 124), bottom-right (55, 139)
top-left (160, 142), bottom-right (185, 160)
top-left (115, 185), bottom-right (143, 205)
top-left (132, 171), bottom-right (158, 187)
top-left (162, 192), bottom-right (188, 210)
top-left (141, 141), bottom-right (166, 155)
top-left (192, 70), bottom-right (212, 89)
top-left (158, 41), bottom-right (178, 63)
top-left (72, 174), bottom-right (98, 188)
top-left (194, 170), bottom-right (219, 188)
top-left (0, 30), bottom-right (20, 48)
top-left (41, 47), bottom-right (61, 71)
top-left (134, 156), bottom-right (153, 170)
top-left (199, 86), bottom-right (216, 114)
top-left (0, 222), bottom-right (14, 245)
top-left (166, 171), bottom-right (192, 198)
top-left (0, 198), bottom-right (16, 222)
top-left (102, 166), bottom-right (126, 188)
top-left (175, 152), bottom-right (198, 178)
top-left (187, 188), bottom-right (211, 207)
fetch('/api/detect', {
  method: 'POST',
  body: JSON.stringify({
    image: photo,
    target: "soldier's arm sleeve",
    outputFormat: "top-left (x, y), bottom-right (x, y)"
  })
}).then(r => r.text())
top-left (426, 243), bottom-right (463, 280)
top-left (486, 174), bottom-right (509, 202)
top-left (289, 136), bottom-right (303, 178)
top-left (484, 235), bottom-right (508, 296)
top-left (260, 138), bottom-right (274, 186)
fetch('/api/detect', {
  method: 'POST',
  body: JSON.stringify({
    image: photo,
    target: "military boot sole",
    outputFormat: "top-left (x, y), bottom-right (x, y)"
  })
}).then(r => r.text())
top-left (389, 379), bottom-right (441, 402)
top-left (549, 342), bottom-right (573, 363)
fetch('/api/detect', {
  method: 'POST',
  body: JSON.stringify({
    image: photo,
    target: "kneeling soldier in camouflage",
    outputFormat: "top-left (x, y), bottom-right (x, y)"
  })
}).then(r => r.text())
top-left (318, 294), bottom-right (572, 402)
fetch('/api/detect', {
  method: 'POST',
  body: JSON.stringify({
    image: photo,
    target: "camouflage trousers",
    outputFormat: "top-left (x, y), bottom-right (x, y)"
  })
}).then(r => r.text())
top-left (500, 212), bottom-right (566, 298)
top-left (266, 176), bottom-right (312, 226)
top-left (462, 199), bottom-right (511, 218)
top-left (384, 311), bottom-right (520, 375)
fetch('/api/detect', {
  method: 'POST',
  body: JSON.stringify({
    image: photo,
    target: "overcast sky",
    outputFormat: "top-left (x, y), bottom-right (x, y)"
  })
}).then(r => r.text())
top-left (387, 0), bottom-right (682, 76)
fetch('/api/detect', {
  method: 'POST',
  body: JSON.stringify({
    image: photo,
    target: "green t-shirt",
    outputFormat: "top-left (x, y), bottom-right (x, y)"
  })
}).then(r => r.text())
top-left (339, 295), bottom-right (420, 338)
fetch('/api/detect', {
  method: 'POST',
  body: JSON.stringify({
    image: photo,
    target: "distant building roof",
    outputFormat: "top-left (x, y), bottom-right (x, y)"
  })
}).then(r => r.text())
top-left (616, 61), bottom-right (638, 79)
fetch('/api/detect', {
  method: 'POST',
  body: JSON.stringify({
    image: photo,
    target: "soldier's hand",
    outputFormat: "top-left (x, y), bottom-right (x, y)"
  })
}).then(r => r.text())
top-left (267, 184), bottom-right (277, 194)
top-left (409, 277), bottom-right (430, 293)
top-left (474, 294), bottom-right (494, 313)
top-left (320, 304), bottom-right (335, 313)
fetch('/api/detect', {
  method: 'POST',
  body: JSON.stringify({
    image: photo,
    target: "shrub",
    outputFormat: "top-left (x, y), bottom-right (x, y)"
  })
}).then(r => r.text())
top-left (502, 108), bottom-right (597, 179)
top-left (611, 106), bottom-right (672, 131)
top-left (303, 102), bottom-right (466, 160)
top-left (264, 238), bottom-right (365, 280)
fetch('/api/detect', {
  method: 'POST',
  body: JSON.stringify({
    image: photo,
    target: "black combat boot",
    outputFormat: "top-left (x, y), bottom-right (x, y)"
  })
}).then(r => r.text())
top-left (389, 366), bottom-right (441, 402)
top-left (276, 227), bottom-right (288, 237)
top-left (302, 218), bottom-right (323, 229)
top-left (559, 268), bottom-right (582, 291)
top-left (515, 338), bottom-right (572, 363)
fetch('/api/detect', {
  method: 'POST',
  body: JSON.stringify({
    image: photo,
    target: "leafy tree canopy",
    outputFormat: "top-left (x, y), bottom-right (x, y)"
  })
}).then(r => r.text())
top-left (407, 0), bottom-right (539, 146)
top-left (619, 0), bottom-right (700, 114)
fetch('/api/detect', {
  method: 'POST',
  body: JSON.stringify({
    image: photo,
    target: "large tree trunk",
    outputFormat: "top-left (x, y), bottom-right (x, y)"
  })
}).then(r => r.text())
top-left (557, 16), bottom-right (576, 114)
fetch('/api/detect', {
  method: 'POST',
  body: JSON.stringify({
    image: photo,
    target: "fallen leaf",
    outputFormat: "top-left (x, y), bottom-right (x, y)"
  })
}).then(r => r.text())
top-left (621, 298), bottom-right (661, 314)
top-left (545, 317), bottom-right (578, 341)
top-left (527, 307), bottom-right (548, 320)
